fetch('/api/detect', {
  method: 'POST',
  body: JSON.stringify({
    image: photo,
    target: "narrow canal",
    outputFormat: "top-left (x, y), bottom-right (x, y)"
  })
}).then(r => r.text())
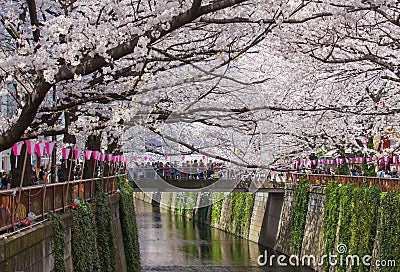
top-left (135, 199), bottom-right (312, 272)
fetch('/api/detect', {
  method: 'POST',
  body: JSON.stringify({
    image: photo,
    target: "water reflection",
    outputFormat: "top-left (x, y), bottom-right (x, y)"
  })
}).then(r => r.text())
top-left (135, 199), bottom-right (311, 271)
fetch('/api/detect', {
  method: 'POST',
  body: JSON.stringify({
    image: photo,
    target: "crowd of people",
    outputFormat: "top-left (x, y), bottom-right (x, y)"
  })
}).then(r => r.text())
top-left (296, 164), bottom-right (399, 178)
top-left (133, 160), bottom-right (235, 180)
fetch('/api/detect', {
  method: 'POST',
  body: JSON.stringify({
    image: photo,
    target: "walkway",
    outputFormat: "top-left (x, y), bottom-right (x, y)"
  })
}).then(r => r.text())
top-left (0, 176), bottom-right (118, 233)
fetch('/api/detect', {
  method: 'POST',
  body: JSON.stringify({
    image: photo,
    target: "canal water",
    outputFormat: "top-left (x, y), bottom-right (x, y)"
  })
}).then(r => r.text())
top-left (135, 199), bottom-right (312, 272)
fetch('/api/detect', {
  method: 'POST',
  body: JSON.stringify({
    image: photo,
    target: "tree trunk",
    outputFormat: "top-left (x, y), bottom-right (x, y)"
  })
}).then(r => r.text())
top-left (60, 149), bottom-right (75, 182)
top-left (104, 136), bottom-right (120, 177)
top-left (10, 145), bottom-right (33, 187)
top-left (83, 135), bottom-right (101, 179)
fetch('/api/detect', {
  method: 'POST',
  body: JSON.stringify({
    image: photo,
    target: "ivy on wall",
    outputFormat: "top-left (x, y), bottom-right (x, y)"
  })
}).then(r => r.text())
top-left (211, 192), bottom-right (224, 225)
top-left (379, 191), bottom-right (400, 271)
top-left (348, 186), bottom-right (380, 271)
top-left (70, 201), bottom-right (101, 272)
top-left (167, 192), bottom-right (173, 208)
top-left (186, 192), bottom-right (198, 219)
top-left (118, 176), bottom-right (141, 272)
top-left (291, 177), bottom-right (311, 256)
top-left (229, 192), bottom-right (255, 238)
top-left (323, 180), bottom-right (340, 270)
top-left (174, 193), bottom-right (186, 216)
top-left (48, 212), bottom-right (67, 272)
top-left (323, 182), bottom-right (383, 272)
top-left (93, 182), bottom-right (116, 272)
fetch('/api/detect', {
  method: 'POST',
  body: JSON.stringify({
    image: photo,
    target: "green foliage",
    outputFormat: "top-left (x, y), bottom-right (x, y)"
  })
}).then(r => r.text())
top-left (93, 181), bottom-right (116, 272)
top-left (197, 206), bottom-right (208, 225)
top-left (174, 193), bottom-right (186, 216)
top-left (362, 163), bottom-right (376, 177)
top-left (337, 184), bottom-right (356, 256)
top-left (70, 201), bottom-right (100, 272)
top-left (323, 180), bottom-right (340, 270)
top-left (48, 213), bottom-right (67, 272)
top-left (211, 193), bottom-right (224, 225)
top-left (167, 193), bottom-right (173, 208)
top-left (348, 186), bottom-right (380, 271)
top-left (229, 192), bottom-right (255, 237)
top-left (291, 177), bottom-right (311, 256)
top-left (379, 192), bottom-right (400, 271)
top-left (323, 183), bottom-right (382, 272)
top-left (118, 176), bottom-right (141, 272)
top-left (337, 162), bottom-right (350, 175)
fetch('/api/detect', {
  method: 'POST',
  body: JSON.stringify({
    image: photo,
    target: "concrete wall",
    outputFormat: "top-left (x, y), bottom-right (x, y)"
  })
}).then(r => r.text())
top-left (274, 185), bottom-right (326, 271)
top-left (274, 188), bottom-right (295, 255)
top-left (0, 194), bottom-right (127, 272)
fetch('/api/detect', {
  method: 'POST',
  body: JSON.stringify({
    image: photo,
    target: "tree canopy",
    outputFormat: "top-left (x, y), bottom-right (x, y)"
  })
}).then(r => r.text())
top-left (1, 0), bottom-right (399, 169)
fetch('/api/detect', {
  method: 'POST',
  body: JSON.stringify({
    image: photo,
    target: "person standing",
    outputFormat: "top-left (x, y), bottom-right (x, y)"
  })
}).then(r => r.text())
top-left (38, 166), bottom-right (48, 184)
top-left (198, 160), bottom-right (205, 179)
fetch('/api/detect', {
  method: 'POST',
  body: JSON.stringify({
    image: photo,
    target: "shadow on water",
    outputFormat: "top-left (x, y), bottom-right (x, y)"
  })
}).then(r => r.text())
top-left (135, 199), bottom-right (312, 272)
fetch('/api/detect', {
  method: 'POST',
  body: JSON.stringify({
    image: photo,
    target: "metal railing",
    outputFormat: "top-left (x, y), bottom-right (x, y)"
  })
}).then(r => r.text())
top-left (0, 176), bottom-right (118, 232)
top-left (129, 166), bottom-right (277, 181)
top-left (287, 173), bottom-right (400, 192)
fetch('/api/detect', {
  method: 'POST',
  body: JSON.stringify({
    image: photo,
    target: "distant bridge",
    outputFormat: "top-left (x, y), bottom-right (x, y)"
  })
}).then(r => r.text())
top-left (127, 168), bottom-right (286, 192)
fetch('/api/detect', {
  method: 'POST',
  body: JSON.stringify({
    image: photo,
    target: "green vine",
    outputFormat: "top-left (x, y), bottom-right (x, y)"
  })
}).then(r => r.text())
top-left (291, 177), bottom-right (311, 256)
top-left (48, 212), bottom-right (67, 272)
top-left (118, 175), bottom-right (141, 272)
top-left (323, 183), bottom-right (382, 271)
top-left (362, 163), bottom-right (376, 177)
top-left (70, 201), bottom-right (100, 272)
top-left (379, 191), bottom-right (400, 271)
top-left (186, 192), bottom-right (198, 219)
top-left (337, 162), bottom-right (350, 175)
top-left (211, 192), bottom-right (224, 225)
top-left (167, 193), bottom-right (173, 208)
top-left (323, 180), bottom-right (340, 270)
top-left (337, 184), bottom-right (355, 261)
top-left (229, 192), bottom-right (255, 237)
top-left (348, 186), bottom-right (380, 271)
top-left (93, 181), bottom-right (116, 272)
top-left (174, 193), bottom-right (185, 216)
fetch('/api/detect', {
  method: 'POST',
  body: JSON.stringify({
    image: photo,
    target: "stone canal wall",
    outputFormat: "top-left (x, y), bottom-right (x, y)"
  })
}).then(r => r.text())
top-left (275, 184), bottom-right (326, 271)
top-left (0, 194), bottom-right (127, 272)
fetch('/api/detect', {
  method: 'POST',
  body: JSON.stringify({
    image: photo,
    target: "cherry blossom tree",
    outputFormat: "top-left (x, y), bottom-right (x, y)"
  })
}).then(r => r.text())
top-left (3, 0), bottom-right (399, 172)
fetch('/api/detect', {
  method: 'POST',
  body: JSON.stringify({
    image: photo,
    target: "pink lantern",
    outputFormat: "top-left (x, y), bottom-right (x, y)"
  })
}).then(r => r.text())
top-left (85, 150), bottom-right (92, 160)
top-left (12, 142), bottom-right (24, 168)
top-left (62, 148), bottom-right (71, 167)
top-left (100, 153), bottom-right (105, 162)
top-left (106, 154), bottom-right (113, 162)
top-left (62, 148), bottom-right (71, 160)
top-left (181, 155), bottom-right (185, 161)
top-left (34, 143), bottom-right (45, 157)
top-left (45, 142), bottom-right (56, 155)
top-left (12, 142), bottom-right (23, 156)
top-left (74, 149), bottom-right (81, 160)
top-left (25, 140), bottom-right (35, 155)
top-left (92, 151), bottom-right (100, 160)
